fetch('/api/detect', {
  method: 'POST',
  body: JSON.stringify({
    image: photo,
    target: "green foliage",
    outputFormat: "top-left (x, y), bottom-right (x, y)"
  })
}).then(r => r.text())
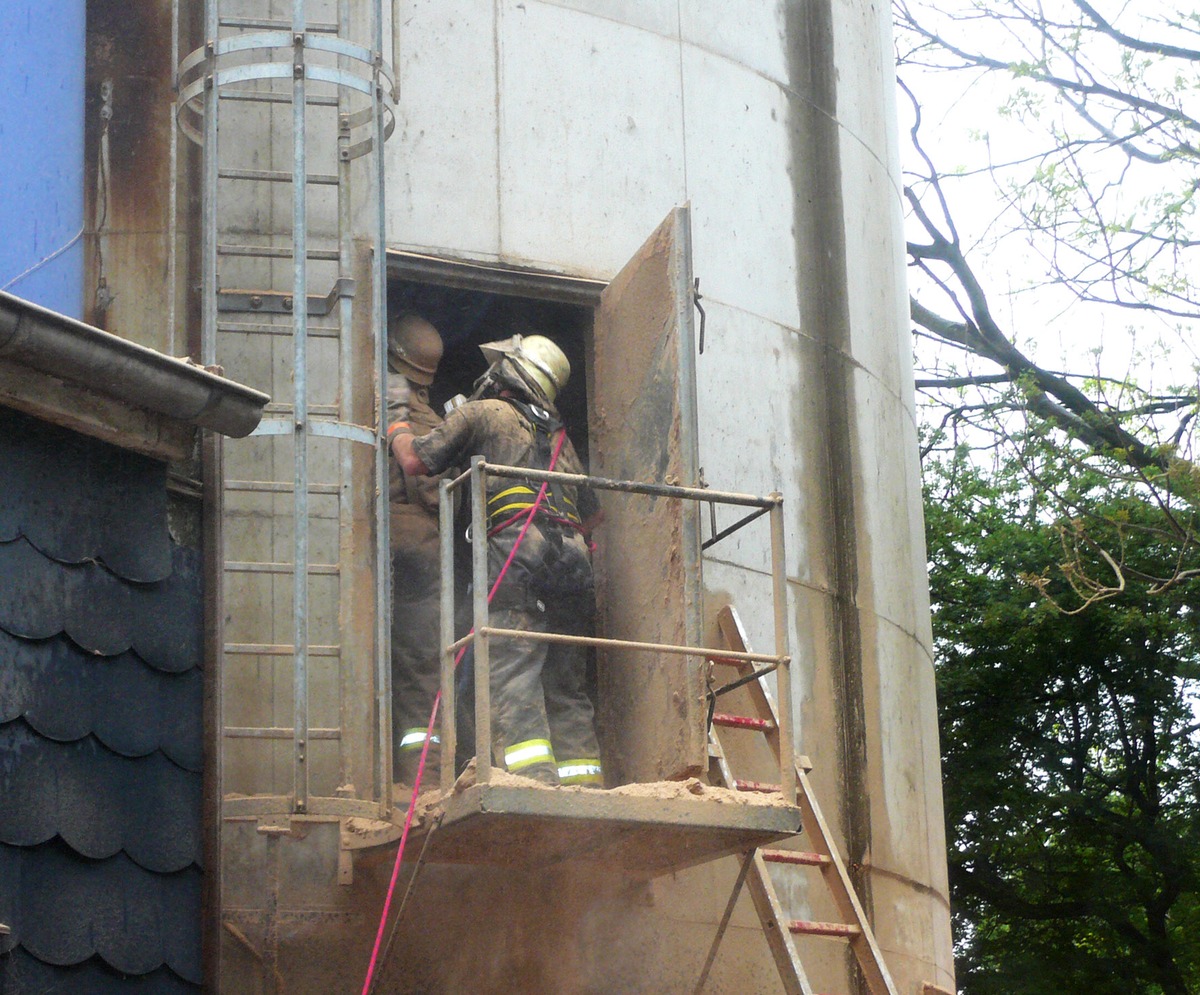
top-left (925, 441), bottom-right (1200, 994)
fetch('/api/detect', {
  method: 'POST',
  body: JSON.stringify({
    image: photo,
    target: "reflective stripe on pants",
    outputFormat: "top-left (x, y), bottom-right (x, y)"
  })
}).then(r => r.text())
top-left (505, 738), bottom-right (555, 771)
top-left (557, 759), bottom-right (603, 786)
top-left (398, 728), bottom-right (441, 752)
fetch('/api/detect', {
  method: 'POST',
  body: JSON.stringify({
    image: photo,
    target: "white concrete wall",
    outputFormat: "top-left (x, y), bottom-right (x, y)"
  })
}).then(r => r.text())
top-left (386, 1), bottom-right (954, 991)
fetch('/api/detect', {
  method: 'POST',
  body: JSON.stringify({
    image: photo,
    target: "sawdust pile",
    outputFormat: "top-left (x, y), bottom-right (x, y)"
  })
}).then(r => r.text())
top-left (395, 760), bottom-right (792, 829)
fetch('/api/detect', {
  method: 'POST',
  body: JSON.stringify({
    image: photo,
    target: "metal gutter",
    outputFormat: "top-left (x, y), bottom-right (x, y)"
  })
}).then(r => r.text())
top-left (0, 290), bottom-right (269, 437)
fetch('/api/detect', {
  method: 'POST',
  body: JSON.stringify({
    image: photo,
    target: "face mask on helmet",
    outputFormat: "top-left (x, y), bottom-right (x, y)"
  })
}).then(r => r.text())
top-left (475, 335), bottom-right (570, 404)
top-left (469, 358), bottom-right (521, 402)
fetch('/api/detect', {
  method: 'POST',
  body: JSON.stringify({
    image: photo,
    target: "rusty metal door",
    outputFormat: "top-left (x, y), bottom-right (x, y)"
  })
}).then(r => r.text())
top-left (589, 205), bottom-right (704, 784)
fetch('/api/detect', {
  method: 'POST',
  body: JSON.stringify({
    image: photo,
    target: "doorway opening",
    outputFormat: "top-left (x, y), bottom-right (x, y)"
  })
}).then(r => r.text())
top-left (386, 269), bottom-right (598, 459)
top-left (385, 253), bottom-right (605, 777)
top-left (386, 206), bottom-right (703, 789)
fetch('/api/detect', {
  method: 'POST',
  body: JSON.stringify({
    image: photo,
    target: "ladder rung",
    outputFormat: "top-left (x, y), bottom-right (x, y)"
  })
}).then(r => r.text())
top-left (220, 89), bottom-right (340, 108)
top-left (217, 320), bottom-right (339, 338)
top-left (225, 480), bottom-right (340, 494)
top-left (264, 402), bottom-right (340, 417)
top-left (712, 713), bottom-right (774, 732)
top-left (218, 15), bottom-right (338, 32)
top-left (218, 243), bottom-right (340, 261)
top-left (225, 561), bottom-right (340, 575)
top-left (734, 779), bottom-right (782, 794)
top-left (220, 168), bottom-right (339, 186)
top-left (708, 653), bottom-right (750, 667)
top-left (762, 849), bottom-right (830, 867)
top-left (224, 727), bottom-right (341, 740)
top-left (789, 920), bottom-right (861, 939)
top-left (225, 643), bottom-right (340, 657)
top-left (226, 480), bottom-right (341, 495)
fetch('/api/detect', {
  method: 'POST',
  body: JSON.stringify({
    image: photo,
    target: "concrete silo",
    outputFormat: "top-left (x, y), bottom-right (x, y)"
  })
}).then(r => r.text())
top-left (378, 3), bottom-right (955, 993)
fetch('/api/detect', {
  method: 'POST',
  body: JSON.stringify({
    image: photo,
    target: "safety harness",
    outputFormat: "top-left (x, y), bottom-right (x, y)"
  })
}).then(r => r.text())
top-left (485, 397), bottom-right (587, 542)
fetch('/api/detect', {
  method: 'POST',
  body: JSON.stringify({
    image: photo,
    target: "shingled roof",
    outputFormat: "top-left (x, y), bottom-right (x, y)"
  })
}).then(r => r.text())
top-left (0, 407), bottom-right (204, 992)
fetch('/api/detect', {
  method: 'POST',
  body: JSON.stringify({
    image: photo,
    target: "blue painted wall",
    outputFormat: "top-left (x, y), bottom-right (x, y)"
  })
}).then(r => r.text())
top-left (0, 1), bottom-right (86, 316)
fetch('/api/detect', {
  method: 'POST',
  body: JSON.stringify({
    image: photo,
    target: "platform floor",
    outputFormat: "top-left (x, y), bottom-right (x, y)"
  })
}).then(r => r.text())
top-left (403, 779), bottom-right (802, 877)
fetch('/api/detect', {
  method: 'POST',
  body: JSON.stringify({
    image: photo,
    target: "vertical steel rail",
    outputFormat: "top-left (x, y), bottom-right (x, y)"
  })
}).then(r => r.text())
top-left (290, 5), bottom-right (310, 815)
top-left (201, 0), bottom-right (219, 369)
top-left (372, 0), bottom-right (392, 816)
top-left (470, 458), bottom-right (492, 786)
top-left (167, 0), bottom-right (180, 356)
top-left (439, 479), bottom-right (456, 792)
top-left (769, 494), bottom-right (794, 800)
top-left (334, 0), bottom-right (358, 804)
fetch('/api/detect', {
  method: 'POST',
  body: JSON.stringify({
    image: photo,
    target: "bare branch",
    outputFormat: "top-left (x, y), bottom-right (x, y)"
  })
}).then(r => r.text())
top-left (1071, 0), bottom-right (1200, 62)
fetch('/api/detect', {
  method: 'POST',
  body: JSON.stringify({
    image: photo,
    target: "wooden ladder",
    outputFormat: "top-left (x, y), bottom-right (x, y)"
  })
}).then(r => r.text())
top-left (694, 605), bottom-right (899, 995)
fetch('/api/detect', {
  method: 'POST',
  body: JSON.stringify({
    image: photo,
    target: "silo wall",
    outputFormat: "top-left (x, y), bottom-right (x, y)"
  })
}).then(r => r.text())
top-left (385, 2), bottom-right (954, 993)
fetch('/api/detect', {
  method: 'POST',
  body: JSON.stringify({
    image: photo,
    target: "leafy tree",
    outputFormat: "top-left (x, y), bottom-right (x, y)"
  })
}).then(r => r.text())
top-left (925, 438), bottom-right (1200, 993)
top-left (895, 5), bottom-right (1200, 988)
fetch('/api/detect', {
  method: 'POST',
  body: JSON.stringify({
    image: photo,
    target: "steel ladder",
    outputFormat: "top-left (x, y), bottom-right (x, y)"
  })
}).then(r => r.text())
top-left (176, 0), bottom-right (396, 820)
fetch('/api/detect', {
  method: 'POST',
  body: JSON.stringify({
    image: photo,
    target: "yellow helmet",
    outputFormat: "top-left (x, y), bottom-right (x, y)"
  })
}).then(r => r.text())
top-left (387, 313), bottom-right (443, 385)
top-left (479, 334), bottom-right (570, 404)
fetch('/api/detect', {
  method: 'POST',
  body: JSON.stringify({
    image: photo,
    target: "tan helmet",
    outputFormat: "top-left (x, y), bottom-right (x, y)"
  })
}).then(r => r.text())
top-left (387, 313), bottom-right (443, 385)
top-left (479, 334), bottom-right (570, 404)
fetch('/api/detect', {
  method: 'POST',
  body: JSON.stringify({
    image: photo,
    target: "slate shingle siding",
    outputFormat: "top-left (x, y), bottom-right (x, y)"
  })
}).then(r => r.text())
top-left (0, 407), bottom-right (203, 993)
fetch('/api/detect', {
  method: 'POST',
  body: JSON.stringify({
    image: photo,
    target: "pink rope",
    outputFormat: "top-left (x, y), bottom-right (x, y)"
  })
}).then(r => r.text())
top-left (361, 429), bottom-right (568, 995)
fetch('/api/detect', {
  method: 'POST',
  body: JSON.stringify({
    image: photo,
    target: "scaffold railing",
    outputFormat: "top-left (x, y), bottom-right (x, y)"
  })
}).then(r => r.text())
top-left (437, 455), bottom-right (794, 799)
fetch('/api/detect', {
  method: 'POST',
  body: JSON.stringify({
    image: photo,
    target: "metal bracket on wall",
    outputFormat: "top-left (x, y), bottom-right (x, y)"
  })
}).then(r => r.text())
top-left (217, 277), bottom-right (355, 316)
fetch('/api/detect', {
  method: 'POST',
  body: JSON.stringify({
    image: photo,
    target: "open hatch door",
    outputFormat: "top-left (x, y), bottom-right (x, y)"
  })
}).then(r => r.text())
top-left (589, 205), bottom-right (705, 784)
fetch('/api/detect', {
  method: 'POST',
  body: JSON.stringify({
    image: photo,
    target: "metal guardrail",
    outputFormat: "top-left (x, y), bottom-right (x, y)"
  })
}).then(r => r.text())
top-left (437, 456), bottom-right (794, 799)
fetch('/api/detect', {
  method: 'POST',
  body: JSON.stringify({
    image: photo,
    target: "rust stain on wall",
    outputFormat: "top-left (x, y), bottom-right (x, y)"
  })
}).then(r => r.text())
top-left (783, 0), bottom-right (875, 957)
top-left (84, 0), bottom-right (176, 348)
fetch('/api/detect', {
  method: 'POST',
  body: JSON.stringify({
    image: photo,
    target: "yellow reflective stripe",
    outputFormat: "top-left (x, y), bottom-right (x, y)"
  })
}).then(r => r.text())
top-left (488, 486), bottom-right (537, 506)
top-left (505, 739), bottom-right (555, 771)
top-left (557, 760), bottom-right (603, 784)
top-left (489, 501), bottom-right (537, 519)
top-left (399, 729), bottom-right (440, 751)
top-left (488, 486), bottom-right (579, 519)
top-left (488, 499), bottom-right (581, 524)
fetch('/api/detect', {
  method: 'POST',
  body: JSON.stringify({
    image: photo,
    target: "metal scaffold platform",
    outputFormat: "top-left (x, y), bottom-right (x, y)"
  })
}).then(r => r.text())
top-left (390, 457), bottom-right (802, 878)
top-left (405, 780), bottom-right (802, 877)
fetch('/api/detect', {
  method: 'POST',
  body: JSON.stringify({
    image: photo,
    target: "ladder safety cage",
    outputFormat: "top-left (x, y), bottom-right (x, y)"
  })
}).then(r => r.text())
top-left (177, 0), bottom-right (396, 821)
top-left (436, 456), bottom-right (794, 799)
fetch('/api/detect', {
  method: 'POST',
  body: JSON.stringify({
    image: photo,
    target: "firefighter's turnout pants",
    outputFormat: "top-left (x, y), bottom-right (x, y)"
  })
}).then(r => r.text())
top-left (471, 603), bottom-right (602, 787)
top-left (390, 506), bottom-right (441, 783)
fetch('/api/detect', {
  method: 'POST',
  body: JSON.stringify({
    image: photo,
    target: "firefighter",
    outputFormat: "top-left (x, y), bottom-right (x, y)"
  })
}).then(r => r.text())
top-left (393, 333), bottom-right (603, 787)
top-left (385, 313), bottom-right (445, 786)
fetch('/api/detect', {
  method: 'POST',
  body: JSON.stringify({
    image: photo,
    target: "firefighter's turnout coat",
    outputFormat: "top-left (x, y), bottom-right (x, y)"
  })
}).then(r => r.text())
top-left (412, 396), bottom-right (603, 787)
